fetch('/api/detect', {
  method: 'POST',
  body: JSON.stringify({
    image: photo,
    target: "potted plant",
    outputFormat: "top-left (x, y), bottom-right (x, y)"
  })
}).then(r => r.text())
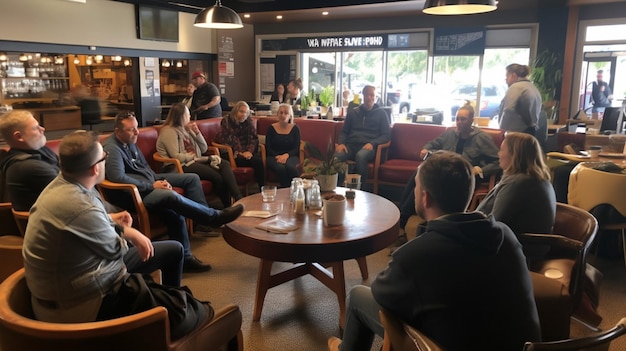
top-left (299, 90), bottom-right (316, 114)
top-left (318, 85), bottom-right (336, 118)
top-left (531, 49), bottom-right (563, 124)
top-left (302, 138), bottom-right (347, 191)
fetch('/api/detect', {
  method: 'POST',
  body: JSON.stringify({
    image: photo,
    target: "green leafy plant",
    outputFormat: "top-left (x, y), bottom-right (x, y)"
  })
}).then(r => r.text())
top-left (318, 85), bottom-right (335, 107)
top-left (302, 138), bottom-right (347, 175)
top-left (531, 49), bottom-right (563, 122)
top-left (299, 90), bottom-right (317, 109)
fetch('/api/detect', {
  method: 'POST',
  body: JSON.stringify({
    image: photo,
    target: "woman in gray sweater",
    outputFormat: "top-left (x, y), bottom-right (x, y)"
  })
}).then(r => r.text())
top-left (476, 132), bottom-right (556, 236)
top-left (157, 103), bottom-right (242, 208)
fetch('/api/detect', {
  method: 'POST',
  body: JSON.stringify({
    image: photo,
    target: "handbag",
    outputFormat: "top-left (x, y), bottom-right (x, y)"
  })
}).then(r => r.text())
top-left (107, 273), bottom-right (213, 340)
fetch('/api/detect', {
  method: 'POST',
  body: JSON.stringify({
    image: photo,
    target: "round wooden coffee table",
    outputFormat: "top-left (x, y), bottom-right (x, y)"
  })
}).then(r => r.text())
top-left (223, 187), bottom-right (400, 327)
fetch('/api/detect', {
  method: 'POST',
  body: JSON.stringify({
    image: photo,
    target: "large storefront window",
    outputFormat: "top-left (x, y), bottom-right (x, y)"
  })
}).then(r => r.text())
top-left (258, 26), bottom-right (534, 124)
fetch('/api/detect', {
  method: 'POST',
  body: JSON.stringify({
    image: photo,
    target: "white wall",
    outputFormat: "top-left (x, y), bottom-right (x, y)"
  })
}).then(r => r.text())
top-left (1, 0), bottom-right (216, 54)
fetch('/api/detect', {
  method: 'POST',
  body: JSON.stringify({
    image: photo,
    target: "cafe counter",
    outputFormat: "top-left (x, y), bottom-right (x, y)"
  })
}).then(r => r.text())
top-left (14, 105), bottom-right (81, 132)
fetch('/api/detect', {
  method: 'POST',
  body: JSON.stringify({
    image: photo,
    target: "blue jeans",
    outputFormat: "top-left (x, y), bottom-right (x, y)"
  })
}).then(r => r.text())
top-left (335, 143), bottom-right (375, 185)
top-left (339, 285), bottom-right (384, 351)
top-left (142, 173), bottom-right (221, 256)
top-left (142, 172), bottom-right (221, 224)
top-left (124, 240), bottom-right (184, 287)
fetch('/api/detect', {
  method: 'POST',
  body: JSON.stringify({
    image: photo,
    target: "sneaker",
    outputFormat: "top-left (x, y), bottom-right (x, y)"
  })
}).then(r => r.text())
top-left (212, 203), bottom-right (244, 227)
top-left (183, 255), bottom-right (212, 273)
top-left (195, 224), bottom-right (221, 237)
top-left (388, 232), bottom-right (408, 256)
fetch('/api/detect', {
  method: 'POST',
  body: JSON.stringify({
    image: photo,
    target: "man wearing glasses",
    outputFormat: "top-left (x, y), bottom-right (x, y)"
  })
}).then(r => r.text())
top-left (102, 112), bottom-right (243, 273)
top-left (0, 111), bottom-right (186, 287)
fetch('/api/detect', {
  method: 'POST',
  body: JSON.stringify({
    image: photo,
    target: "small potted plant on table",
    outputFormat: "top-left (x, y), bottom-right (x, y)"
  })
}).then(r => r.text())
top-left (302, 138), bottom-right (347, 191)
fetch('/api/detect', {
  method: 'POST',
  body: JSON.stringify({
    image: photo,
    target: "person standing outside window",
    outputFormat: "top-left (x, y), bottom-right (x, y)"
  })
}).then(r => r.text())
top-left (590, 69), bottom-right (613, 114)
top-left (498, 64), bottom-right (542, 136)
top-left (191, 71), bottom-right (221, 119)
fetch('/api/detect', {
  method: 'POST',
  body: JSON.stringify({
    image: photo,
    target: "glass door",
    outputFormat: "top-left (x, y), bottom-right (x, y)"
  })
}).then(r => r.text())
top-left (580, 54), bottom-right (616, 118)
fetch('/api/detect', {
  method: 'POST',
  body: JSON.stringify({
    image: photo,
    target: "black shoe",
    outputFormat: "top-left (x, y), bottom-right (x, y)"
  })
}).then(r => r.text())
top-left (212, 203), bottom-right (244, 227)
top-left (183, 255), bottom-right (212, 273)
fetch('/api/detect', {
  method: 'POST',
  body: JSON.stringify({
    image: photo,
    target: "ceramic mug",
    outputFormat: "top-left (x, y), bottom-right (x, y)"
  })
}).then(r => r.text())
top-left (322, 194), bottom-right (346, 226)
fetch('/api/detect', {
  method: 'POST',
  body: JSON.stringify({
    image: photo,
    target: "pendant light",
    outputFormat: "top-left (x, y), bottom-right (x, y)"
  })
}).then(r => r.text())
top-left (194, 0), bottom-right (243, 29)
top-left (423, 0), bottom-right (497, 15)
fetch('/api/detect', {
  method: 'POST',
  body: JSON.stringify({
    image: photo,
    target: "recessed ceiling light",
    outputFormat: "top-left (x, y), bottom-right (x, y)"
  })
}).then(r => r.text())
top-left (244, 14), bottom-right (250, 18)
top-left (276, 15), bottom-right (283, 19)
top-left (322, 11), bottom-right (329, 15)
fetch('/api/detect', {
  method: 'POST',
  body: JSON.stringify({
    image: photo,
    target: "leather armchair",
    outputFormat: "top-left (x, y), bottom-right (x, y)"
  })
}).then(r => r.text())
top-left (0, 269), bottom-right (244, 351)
top-left (522, 317), bottom-right (626, 351)
top-left (379, 309), bottom-right (443, 351)
top-left (211, 142), bottom-right (257, 195)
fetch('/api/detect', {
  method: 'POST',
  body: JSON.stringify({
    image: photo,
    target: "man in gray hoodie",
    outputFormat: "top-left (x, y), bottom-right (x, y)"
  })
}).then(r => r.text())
top-left (328, 151), bottom-right (540, 351)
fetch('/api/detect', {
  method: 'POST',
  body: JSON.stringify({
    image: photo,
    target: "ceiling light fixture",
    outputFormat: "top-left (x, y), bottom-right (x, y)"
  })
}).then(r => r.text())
top-left (74, 56), bottom-right (80, 65)
top-left (276, 15), bottom-right (283, 20)
top-left (194, 0), bottom-right (243, 29)
top-left (423, 0), bottom-right (497, 15)
top-left (322, 11), bottom-right (329, 16)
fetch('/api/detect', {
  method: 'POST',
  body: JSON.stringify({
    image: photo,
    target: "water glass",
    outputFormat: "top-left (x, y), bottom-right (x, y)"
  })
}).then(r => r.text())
top-left (308, 183), bottom-right (322, 210)
top-left (261, 185), bottom-right (277, 202)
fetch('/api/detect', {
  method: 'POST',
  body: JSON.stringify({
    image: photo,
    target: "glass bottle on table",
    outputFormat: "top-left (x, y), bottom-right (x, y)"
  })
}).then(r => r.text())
top-left (308, 181), bottom-right (322, 210)
top-left (293, 184), bottom-right (306, 214)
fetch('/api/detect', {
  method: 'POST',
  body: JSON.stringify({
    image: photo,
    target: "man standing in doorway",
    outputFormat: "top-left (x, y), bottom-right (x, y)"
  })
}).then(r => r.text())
top-left (590, 69), bottom-right (613, 114)
top-left (191, 71), bottom-right (222, 119)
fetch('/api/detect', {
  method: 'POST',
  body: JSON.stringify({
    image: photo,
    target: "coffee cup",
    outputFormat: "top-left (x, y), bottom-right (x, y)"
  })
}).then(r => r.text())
top-left (588, 145), bottom-right (602, 159)
top-left (322, 194), bottom-right (346, 226)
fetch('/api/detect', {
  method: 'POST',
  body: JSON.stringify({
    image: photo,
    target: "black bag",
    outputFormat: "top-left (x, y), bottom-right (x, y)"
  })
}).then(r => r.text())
top-left (102, 273), bottom-right (213, 340)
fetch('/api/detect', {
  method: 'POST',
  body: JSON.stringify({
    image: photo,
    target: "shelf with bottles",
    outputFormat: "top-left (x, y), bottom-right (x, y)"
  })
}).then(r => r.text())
top-left (1, 77), bottom-right (69, 102)
top-left (0, 55), bottom-right (69, 104)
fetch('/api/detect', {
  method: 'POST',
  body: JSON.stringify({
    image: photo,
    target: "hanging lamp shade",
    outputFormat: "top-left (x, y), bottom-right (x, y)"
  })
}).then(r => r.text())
top-left (423, 0), bottom-right (497, 15)
top-left (194, 0), bottom-right (243, 29)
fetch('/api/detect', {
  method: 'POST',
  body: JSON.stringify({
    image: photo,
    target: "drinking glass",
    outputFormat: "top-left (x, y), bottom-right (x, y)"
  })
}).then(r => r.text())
top-left (261, 185), bottom-right (277, 202)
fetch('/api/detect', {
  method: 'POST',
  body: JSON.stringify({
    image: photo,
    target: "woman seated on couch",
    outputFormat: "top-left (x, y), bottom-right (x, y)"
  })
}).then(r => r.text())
top-left (156, 103), bottom-right (242, 208)
top-left (214, 101), bottom-right (265, 189)
top-left (476, 131), bottom-right (556, 236)
top-left (265, 104), bottom-right (301, 188)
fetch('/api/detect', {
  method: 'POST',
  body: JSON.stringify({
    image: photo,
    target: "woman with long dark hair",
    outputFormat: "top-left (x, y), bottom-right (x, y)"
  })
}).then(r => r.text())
top-left (157, 103), bottom-right (242, 208)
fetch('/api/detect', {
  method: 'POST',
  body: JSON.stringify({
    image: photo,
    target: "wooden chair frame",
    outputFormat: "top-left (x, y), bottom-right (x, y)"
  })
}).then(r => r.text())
top-left (0, 269), bottom-right (244, 351)
top-left (379, 309), bottom-right (443, 351)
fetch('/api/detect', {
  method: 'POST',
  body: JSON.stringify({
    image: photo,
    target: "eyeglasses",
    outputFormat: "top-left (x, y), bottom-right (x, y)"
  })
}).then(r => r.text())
top-left (90, 151), bottom-right (108, 168)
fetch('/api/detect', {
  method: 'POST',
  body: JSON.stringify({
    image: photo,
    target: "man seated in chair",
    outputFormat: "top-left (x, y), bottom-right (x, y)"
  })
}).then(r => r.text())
top-left (0, 110), bottom-right (184, 287)
top-left (335, 85), bottom-right (390, 191)
top-left (102, 112), bottom-right (244, 273)
top-left (23, 131), bottom-right (212, 340)
top-left (328, 151), bottom-right (540, 351)
top-left (389, 103), bottom-right (501, 254)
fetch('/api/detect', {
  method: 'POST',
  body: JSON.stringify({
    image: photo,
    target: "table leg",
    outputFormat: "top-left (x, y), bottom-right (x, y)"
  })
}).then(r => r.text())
top-left (253, 259), bottom-right (274, 321)
top-left (309, 262), bottom-right (347, 327)
top-left (355, 257), bottom-right (368, 280)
